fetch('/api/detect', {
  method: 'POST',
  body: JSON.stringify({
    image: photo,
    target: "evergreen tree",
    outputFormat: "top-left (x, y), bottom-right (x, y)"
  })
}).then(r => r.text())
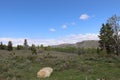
top-left (7, 41), bottom-right (13, 51)
top-left (0, 42), bottom-right (3, 50)
top-left (24, 39), bottom-right (28, 49)
top-left (98, 23), bottom-right (114, 54)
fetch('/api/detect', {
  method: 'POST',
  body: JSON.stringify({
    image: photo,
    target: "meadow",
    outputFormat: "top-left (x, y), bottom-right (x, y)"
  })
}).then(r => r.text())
top-left (0, 49), bottom-right (120, 80)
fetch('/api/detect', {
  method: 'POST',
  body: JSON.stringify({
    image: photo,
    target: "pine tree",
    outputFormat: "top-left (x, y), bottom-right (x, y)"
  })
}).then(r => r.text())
top-left (24, 39), bottom-right (29, 49)
top-left (98, 23), bottom-right (114, 54)
top-left (7, 41), bottom-right (13, 51)
top-left (0, 42), bottom-right (3, 50)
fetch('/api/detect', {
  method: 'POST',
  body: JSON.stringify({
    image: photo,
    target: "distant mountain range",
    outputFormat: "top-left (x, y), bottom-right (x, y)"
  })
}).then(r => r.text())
top-left (52, 40), bottom-right (99, 48)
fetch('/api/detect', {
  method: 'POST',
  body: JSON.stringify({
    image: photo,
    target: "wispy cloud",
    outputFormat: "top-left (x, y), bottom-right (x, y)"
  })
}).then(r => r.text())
top-left (0, 33), bottom-right (99, 46)
top-left (62, 24), bottom-right (67, 29)
top-left (50, 28), bottom-right (56, 32)
top-left (61, 22), bottom-right (75, 29)
top-left (80, 14), bottom-right (90, 20)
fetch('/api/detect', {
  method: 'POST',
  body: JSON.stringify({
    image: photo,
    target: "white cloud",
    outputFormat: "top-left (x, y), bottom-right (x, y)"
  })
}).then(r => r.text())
top-left (0, 33), bottom-right (99, 46)
top-left (62, 25), bottom-right (67, 29)
top-left (50, 28), bottom-right (56, 32)
top-left (80, 14), bottom-right (90, 20)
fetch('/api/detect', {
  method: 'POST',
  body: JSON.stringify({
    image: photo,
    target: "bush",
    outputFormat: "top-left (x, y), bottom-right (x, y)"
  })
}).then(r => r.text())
top-left (16, 45), bottom-right (24, 50)
top-left (76, 48), bottom-right (86, 55)
top-left (31, 44), bottom-right (37, 55)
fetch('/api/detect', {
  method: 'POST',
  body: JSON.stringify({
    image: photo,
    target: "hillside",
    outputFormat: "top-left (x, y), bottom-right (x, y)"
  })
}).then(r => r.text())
top-left (76, 40), bottom-right (99, 48)
top-left (52, 40), bottom-right (99, 48)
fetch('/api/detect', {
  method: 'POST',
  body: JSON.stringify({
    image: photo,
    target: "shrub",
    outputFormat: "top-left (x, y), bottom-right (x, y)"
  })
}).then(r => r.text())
top-left (76, 48), bottom-right (86, 55)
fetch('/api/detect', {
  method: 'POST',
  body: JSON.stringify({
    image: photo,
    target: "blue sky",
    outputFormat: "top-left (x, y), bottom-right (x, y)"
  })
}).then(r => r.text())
top-left (0, 0), bottom-right (120, 45)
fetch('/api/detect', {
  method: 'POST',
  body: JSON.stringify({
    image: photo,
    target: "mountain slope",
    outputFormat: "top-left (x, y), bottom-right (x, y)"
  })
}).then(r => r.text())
top-left (52, 40), bottom-right (99, 48)
top-left (76, 40), bottom-right (99, 48)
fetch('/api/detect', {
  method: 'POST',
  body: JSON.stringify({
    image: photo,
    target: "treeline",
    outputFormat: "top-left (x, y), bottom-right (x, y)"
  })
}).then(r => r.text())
top-left (0, 39), bottom-right (49, 55)
top-left (51, 47), bottom-right (76, 53)
top-left (0, 41), bottom-right (13, 51)
top-left (40, 46), bottom-right (99, 55)
top-left (0, 39), bottom-right (99, 55)
top-left (0, 39), bottom-right (33, 51)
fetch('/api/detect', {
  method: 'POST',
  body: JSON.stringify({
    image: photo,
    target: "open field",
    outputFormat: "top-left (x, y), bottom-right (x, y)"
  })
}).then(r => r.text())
top-left (0, 50), bottom-right (120, 80)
